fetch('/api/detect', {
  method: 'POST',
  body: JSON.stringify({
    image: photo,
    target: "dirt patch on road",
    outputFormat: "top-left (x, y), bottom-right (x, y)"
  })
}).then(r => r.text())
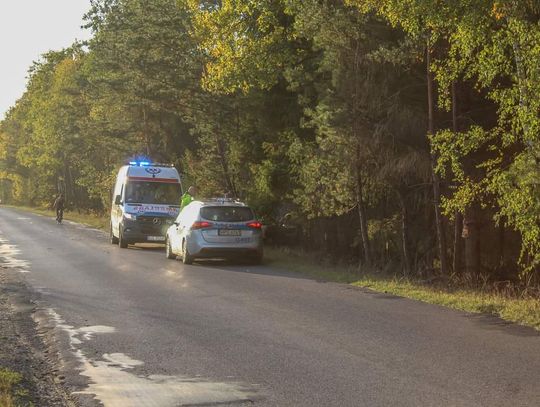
top-left (0, 271), bottom-right (74, 406)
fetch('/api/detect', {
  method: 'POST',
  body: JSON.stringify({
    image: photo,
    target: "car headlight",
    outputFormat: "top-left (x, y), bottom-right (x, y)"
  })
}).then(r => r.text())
top-left (124, 213), bottom-right (137, 221)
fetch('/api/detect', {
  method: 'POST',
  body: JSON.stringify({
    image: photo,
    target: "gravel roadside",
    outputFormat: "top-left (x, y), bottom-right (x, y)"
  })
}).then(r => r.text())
top-left (0, 270), bottom-right (74, 406)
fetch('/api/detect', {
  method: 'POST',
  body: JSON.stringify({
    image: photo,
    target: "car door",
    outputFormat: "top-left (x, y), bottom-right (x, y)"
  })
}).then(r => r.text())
top-left (171, 205), bottom-right (193, 251)
top-left (178, 204), bottom-right (198, 246)
top-left (170, 212), bottom-right (184, 252)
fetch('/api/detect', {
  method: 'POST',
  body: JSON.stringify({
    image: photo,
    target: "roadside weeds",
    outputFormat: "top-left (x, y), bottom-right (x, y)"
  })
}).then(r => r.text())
top-left (6, 205), bottom-right (540, 331)
top-left (0, 271), bottom-right (73, 407)
top-left (0, 367), bottom-right (25, 407)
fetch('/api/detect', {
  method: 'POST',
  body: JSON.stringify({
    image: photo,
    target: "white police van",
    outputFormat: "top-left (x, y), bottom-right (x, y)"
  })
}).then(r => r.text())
top-left (110, 161), bottom-right (183, 248)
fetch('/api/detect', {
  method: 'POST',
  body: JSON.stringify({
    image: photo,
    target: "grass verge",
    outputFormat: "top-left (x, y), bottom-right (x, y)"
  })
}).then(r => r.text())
top-left (6, 205), bottom-right (539, 330)
top-left (0, 367), bottom-right (25, 407)
top-left (265, 246), bottom-right (540, 330)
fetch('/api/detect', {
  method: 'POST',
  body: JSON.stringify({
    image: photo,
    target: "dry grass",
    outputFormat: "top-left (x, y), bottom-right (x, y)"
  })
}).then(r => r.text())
top-left (0, 368), bottom-right (23, 407)
top-left (352, 277), bottom-right (540, 329)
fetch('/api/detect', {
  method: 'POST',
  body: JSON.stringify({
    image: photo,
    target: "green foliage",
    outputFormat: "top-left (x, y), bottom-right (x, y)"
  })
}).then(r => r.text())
top-left (2, 0), bottom-right (540, 280)
top-left (190, 0), bottom-right (299, 93)
top-left (0, 367), bottom-right (25, 407)
top-left (424, 1), bottom-right (540, 272)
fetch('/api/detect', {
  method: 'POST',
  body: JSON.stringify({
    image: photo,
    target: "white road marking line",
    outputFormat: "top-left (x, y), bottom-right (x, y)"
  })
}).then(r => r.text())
top-left (0, 235), bottom-right (31, 272)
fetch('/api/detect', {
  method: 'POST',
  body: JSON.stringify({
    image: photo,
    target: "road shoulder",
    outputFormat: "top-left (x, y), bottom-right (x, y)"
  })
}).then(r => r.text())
top-left (0, 270), bottom-right (74, 406)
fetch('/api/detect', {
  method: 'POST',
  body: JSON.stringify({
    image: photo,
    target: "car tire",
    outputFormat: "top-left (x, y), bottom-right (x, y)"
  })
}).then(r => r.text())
top-left (166, 237), bottom-right (176, 259)
top-left (182, 239), bottom-right (194, 265)
top-left (110, 224), bottom-right (119, 245)
top-left (118, 227), bottom-right (128, 249)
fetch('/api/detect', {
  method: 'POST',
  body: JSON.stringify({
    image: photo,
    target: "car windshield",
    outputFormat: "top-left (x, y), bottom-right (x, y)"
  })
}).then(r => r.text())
top-left (200, 206), bottom-right (254, 222)
top-left (125, 181), bottom-right (181, 205)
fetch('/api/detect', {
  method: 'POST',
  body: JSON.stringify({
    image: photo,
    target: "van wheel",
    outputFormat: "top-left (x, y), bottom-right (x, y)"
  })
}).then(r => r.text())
top-left (118, 228), bottom-right (128, 249)
top-left (110, 224), bottom-right (119, 245)
top-left (182, 240), bottom-right (194, 265)
top-left (166, 237), bottom-right (176, 259)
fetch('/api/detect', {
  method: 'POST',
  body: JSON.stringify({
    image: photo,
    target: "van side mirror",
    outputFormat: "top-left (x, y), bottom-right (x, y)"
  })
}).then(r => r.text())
top-left (114, 195), bottom-right (122, 205)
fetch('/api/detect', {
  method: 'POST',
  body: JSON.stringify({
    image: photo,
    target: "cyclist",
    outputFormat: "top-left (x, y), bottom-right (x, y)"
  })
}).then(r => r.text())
top-left (53, 193), bottom-right (65, 224)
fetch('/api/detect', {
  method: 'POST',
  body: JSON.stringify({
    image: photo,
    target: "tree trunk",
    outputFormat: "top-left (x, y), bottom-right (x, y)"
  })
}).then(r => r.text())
top-left (451, 81), bottom-right (464, 274)
top-left (464, 205), bottom-right (481, 276)
top-left (498, 220), bottom-right (505, 268)
top-left (426, 41), bottom-right (449, 275)
top-left (351, 40), bottom-right (370, 266)
top-left (216, 134), bottom-right (237, 197)
top-left (397, 190), bottom-right (412, 275)
top-left (453, 212), bottom-right (464, 273)
top-left (142, 103), bottom-right (151, 157)
top-left (355, 165), bottom-right (371, 265)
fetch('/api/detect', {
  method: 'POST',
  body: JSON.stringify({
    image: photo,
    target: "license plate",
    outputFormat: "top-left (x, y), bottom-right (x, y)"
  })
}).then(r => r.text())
top-left (148, 236), bottom-right (166, 241)
top-left (218, 229), bottom-right (241, 236)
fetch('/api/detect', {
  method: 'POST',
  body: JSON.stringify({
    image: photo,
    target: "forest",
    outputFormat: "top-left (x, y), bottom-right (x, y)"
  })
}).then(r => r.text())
top-left (1, 0), bottom-right (540, 285)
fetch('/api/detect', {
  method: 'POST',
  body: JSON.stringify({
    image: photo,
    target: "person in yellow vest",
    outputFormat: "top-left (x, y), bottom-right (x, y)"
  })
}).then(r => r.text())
top-left (180, 186), bottom-right (196, 210)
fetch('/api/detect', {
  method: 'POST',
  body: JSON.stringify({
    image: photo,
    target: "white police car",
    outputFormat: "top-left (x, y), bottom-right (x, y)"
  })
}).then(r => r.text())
top-left (165, 199), bottom-right (263, 264)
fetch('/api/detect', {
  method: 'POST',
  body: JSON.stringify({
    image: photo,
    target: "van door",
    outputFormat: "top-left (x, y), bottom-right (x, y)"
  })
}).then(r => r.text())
top-left (114, 185), bottom-right (124, 234)
top-left (111, 170), bottom-right (125, 236)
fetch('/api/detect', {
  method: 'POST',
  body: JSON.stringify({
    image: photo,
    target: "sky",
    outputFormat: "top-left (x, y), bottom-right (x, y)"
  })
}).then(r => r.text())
top-left (0, 0), bottom-right (92, 120)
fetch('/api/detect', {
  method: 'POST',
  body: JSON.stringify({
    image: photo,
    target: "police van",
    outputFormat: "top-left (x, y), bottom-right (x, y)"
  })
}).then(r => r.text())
top-left (110, 161), bottom-right (183, 248)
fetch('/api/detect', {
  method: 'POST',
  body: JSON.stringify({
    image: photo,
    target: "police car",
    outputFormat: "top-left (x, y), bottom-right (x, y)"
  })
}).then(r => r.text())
top-left (165, 198), bottom-right (263, 264)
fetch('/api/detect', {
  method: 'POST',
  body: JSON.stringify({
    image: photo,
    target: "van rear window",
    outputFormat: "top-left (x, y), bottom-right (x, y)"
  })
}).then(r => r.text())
top-left (200, 206), bottom-right (254, 222)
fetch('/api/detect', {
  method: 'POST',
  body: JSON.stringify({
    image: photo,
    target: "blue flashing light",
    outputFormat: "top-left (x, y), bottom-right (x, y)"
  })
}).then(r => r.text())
top-left (128, 160), bottom-right (152, 166)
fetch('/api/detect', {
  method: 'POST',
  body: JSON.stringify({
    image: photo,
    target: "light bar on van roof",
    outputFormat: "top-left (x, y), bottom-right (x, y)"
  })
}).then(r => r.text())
top-left (129, 161), bottom-right (151, 166)
top-left (128, 161), bottom-right (175, 168)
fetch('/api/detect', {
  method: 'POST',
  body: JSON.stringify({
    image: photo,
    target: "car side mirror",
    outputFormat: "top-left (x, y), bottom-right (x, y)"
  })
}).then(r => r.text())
top-left (114, 195), bottom-right (122, 205)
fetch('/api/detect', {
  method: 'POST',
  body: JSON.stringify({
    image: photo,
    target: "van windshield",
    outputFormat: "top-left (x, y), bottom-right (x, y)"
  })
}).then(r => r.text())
top-left (125, 181), bottom-right (181, 205)
top-left (200, 206), bottom-right (254, 222)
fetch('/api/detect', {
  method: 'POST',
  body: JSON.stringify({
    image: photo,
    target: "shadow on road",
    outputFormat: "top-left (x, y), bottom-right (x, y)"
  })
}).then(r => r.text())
top-left (466, 313), bottom-right (539, 337)
top-left (194, 258), bottom-right (334, 283)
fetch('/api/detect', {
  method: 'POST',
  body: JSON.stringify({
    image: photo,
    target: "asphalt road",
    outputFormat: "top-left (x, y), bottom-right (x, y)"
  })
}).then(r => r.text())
top-left (0, 206), bottom-right (539, 407)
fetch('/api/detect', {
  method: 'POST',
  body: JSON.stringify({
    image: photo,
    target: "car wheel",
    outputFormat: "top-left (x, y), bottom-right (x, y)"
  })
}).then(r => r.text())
top-left (110, 224), bottom-right (119, 245)
top-left (182, 239), bottom-right (194, 265)
top-left (166, 237), bottom-right (176, 259)
top-left (118, 227), bottom-right (128, 249)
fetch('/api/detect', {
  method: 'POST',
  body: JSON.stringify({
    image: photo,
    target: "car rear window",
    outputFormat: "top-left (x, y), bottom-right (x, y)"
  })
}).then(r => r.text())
top-left (200, 206), bottom-right (254, 222)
